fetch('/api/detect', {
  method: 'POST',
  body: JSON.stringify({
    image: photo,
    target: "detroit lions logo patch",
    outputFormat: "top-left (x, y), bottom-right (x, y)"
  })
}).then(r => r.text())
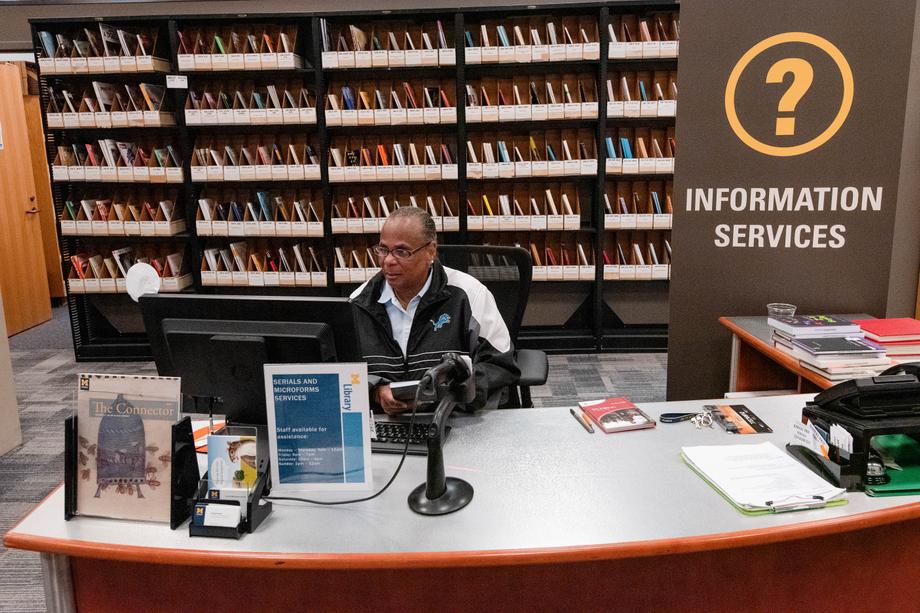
top-left (431, 313), bottom-right (451, 331)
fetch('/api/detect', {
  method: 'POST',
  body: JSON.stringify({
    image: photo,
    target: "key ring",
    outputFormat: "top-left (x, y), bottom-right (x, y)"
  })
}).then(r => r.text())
top-left (691, 409), bottom-right (713, 429)
top-left (660, 409), bottom-right (714, 429)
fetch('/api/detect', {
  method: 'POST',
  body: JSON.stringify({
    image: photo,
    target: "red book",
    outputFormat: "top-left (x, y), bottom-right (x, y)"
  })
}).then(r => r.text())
top-left (70, 254), bottom-right (88, 279)
top-left (95, 200), bottom-right (110, 220)
top-left (376, 144), bottom-right (390, 166)
top-left (578, 397), bottom-right (656, 434)
top-left (262, 32), bottom-right (275, 53)
top-left (348, 198), bottom-right (361, 219)
top-left (853, 318), bottom-right (920, 343)
top-left (265, 251), bottom-right (278, 272)
top-left (143, 200), bottom-right (159, 221)
top-left (402, 82), bottom-right (418, 109)
top-left (84, 143), bottom-right (99, 166)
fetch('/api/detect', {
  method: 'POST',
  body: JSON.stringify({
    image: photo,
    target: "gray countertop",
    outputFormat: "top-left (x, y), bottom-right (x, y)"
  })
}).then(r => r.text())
top-left (9, 394), bottom-right (918, 561)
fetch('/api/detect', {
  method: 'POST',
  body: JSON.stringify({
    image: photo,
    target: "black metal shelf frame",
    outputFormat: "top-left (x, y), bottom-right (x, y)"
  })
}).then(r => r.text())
top-left (32, 2), bottom-right (678, 360)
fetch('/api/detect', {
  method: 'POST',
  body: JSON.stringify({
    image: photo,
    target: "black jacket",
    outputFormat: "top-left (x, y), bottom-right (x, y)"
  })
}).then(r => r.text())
top-left (350, 261), bottom-right (520, 410)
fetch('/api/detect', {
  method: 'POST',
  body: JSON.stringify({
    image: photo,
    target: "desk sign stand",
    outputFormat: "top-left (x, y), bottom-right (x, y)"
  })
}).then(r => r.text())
top-left (188, 469), bottom-right (272, 539)
top-left (64, 415), bottom-right (200, 529)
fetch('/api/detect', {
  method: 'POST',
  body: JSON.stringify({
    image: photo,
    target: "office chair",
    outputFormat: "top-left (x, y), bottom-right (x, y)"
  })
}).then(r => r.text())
top-left (437, 244), bottom-right (549, 407)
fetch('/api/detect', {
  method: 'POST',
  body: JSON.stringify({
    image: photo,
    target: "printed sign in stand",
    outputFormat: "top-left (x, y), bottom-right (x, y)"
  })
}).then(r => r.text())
top-left (264, 363), bottom-right (372, 493)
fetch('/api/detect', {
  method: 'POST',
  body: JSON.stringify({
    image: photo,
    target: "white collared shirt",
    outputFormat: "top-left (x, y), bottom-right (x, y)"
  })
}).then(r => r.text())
top-left (377, 270), bottom-right (433, 357)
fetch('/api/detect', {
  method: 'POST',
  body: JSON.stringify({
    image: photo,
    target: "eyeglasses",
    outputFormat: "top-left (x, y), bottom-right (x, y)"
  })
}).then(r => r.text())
top-left (371, 241), bottom-right (431, 261)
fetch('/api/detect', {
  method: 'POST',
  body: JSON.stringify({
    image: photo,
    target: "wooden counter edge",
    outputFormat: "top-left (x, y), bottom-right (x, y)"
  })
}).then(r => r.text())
top-left (7, 500), bottom-right (920, 570)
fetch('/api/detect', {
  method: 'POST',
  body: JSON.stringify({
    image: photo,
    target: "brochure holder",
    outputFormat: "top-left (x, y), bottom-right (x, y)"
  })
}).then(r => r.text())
top-left (64, 415), bottom-right (200, 529)
top-left (788, 403), bottom-right (920, 492)
top-left (188, 467), bottom-right (272, 539)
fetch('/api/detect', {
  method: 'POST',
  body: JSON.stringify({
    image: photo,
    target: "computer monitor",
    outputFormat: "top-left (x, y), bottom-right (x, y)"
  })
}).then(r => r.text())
top-left (140, 294), bottom-right (360, 426)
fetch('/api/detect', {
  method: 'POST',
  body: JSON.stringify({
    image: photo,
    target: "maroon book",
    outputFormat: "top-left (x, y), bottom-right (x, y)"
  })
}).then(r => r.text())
top-left (578, 397), bottom-right (656, 434)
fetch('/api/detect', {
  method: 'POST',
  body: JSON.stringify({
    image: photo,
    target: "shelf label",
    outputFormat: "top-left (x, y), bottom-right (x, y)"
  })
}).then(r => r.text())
top-left (166, 75), bottom-right (188, 89)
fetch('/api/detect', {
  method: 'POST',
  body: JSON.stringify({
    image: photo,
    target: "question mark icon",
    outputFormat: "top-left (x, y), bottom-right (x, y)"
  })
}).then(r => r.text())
top-left (766, 58), bottom-right (814, 136)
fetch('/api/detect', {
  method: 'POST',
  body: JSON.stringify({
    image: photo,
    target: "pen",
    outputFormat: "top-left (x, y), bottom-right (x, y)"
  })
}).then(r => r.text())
top-left (569, 408), bottom-right (594, 433)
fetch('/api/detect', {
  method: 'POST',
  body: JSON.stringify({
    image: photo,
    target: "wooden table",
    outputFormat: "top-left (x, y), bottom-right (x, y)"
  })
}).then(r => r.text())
top-left (8, 397), bottom-right (920, 612)
top-left (719, 314), bottom-right (870, 394)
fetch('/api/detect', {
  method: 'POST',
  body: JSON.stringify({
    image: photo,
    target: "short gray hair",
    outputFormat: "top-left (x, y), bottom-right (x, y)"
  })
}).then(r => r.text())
top-left (387, 206), bottom-right (437, 243)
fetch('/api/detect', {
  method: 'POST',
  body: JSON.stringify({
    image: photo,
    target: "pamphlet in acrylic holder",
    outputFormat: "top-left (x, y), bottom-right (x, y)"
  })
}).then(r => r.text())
top-left (188, 468), bottom-right (273, 539)
top-left (64, 415), bottom-right (200, 529)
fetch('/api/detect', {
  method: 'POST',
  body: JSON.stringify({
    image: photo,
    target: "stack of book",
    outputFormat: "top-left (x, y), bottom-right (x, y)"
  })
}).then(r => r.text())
top-left (768, 314), bottom-right (890, 380)
top-left (853, 318), bottom-right (920, 362)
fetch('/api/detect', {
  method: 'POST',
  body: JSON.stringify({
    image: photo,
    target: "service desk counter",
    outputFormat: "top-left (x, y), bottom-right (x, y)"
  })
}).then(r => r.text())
top-left (7, 395), bottom-right (920, 612)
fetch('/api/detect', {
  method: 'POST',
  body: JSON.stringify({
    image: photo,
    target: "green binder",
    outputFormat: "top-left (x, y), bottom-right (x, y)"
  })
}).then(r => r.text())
top-left (866, 434), bottom-right (920, 497)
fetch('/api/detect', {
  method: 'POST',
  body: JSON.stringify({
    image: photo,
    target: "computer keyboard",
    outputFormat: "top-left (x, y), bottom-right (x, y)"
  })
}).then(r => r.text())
top-left (371, 421), bottom-right (450, 455)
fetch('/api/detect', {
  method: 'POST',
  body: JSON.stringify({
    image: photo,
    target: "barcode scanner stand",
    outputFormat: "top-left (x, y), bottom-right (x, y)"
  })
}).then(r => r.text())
top-left (408, 353), bottom-right (476, 515)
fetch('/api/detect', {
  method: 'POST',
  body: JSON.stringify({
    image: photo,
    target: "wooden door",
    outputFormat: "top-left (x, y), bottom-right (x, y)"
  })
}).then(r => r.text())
top-left (0, 62), bottom-right (51, 335)
top-left (22, 64), bottom-right (65, 299)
